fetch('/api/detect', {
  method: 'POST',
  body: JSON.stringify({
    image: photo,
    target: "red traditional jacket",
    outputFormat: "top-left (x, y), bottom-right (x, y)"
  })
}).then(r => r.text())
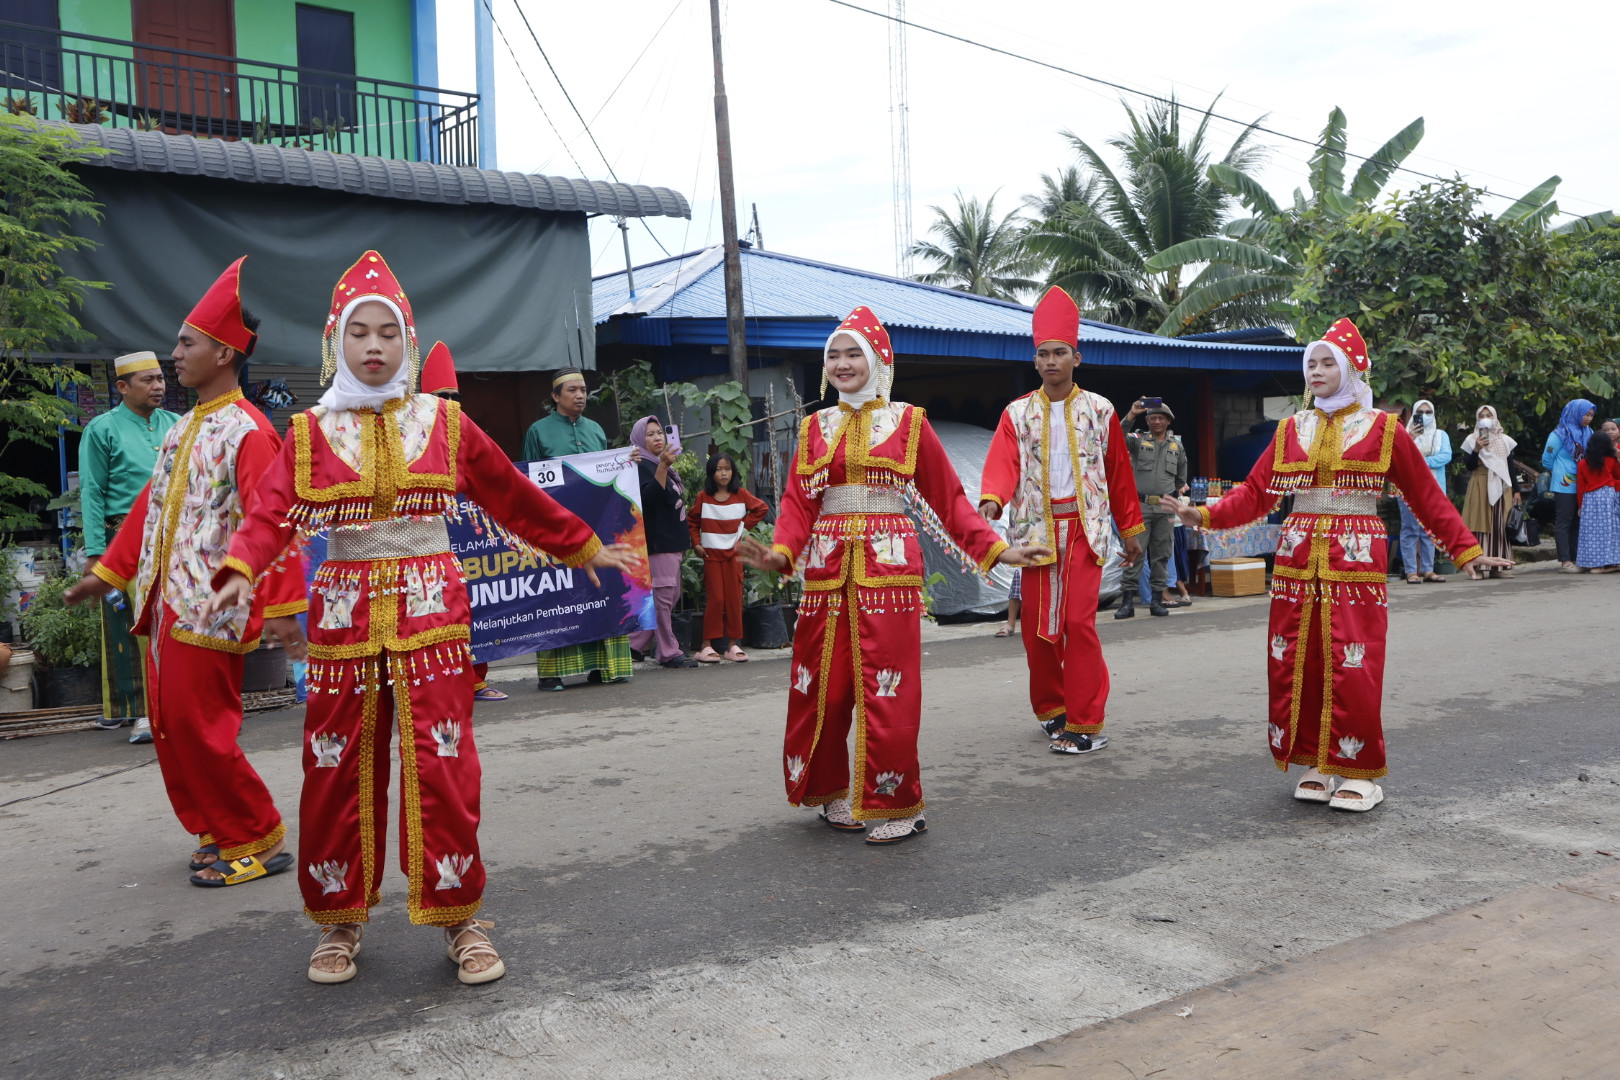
top-left (771, 401), bottom-right (1006, 597)
top-left (1203, 405), bottom-right (1482, 576)
top-left (1577, 457), bottom-right (1620, 505)
top-left (221, 395), bottom-right (601, 663)
top-left (94, 388), bottom-right (305, 652)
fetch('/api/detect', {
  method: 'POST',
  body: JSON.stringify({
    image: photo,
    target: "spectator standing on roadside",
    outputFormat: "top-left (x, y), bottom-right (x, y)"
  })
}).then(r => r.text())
top-left (79, 351), bottom-right (180, 742)
top-left (1575, 429), bottom-right (1620, 573)
top-left (1399, 400), bottom-right (1451, 584)
top-left (1459, 405), bottom-right (1527, 579)
top-left (522, 370), bottom-right (634, 690)
top-left (688, 453), bottom-right (769, 663)
top-left (1120, 398), bottom-right (1188, 617)
top-left (629, 416), bottom-right (699, 668)
top-left (1543, 398), bottom-right (1595, 573)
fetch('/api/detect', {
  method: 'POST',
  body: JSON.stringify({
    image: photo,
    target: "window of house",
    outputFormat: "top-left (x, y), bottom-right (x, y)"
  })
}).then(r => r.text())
top-left (0, 0), bottom-right (63, 93)
top-left (295, 4), bottom-right (355, 128)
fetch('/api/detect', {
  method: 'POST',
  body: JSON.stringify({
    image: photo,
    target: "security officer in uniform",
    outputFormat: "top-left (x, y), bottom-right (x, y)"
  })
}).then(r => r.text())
top-left (1120, 398), bottom-right (1188, 618)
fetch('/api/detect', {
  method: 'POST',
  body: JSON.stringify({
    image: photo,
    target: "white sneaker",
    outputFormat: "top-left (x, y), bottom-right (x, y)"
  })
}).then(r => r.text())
top-left (129, 717), bottom-right (152, 744)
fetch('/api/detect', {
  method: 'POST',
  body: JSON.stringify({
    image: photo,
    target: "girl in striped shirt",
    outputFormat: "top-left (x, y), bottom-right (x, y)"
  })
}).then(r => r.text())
top-left (688, 453), bottom-right (770, 662)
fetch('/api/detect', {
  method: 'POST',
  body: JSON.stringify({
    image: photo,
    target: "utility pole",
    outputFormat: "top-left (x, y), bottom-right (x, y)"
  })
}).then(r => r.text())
top-left (709, 0), bottom-right (748, 387)
top-left (616, 217), bottom-right (636, 300)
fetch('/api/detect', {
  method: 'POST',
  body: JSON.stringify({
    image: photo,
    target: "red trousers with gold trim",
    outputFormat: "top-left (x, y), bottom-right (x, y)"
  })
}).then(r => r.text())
top-left (1268, 590), bottom-right (1389, 779)
top-left (146, 608), bottom-right (284, 860)
top-left (299, 650), bottom-right (483, 926)
top-left (783, 589), bottom-right (924, 820)
top-left (1021, 515), bottom-right (1110, 734)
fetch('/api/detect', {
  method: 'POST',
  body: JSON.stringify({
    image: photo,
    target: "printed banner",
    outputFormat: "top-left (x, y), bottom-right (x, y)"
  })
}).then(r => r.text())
top-left (450, 449), bottom-right (653, 664)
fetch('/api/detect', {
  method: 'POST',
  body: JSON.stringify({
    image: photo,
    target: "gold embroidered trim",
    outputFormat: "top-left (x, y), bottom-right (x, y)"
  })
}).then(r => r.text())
top-left (1035, 706), bottom-right (1065, 722)
top-left (1119, 522), bottom-right (1146, 540)
top-left (800, 787), bottom-right (850, 808)
top-left (396, 652), bottom-right (429, 923)
top-left (796, 412), bottom-right (849, 476)
top-left (90, 561), bottom-right (128, 591)
top-left (1197, 504), bottom-right (1212, 530)
top-left (1284, 598), bottom-right (1311, 772)
top-left (308, 905), bottom-right (373, 926)
top-left (979, 493), bottom-right (1005, 509)
top-left (357, 670), bottom-right (380, 908)
top-left (557, 534), bottom-right (603, 569)
top-left (306, 623), bottom-right (470, 661)
top-left (221, 555), bottom-right (255, 582)
top-left (1452, 543), bottom-right (1484, 569)
top-left (263, 600), bottom-right (308, 618)
top-left (848, 576), bottom-right (871, 819)
top-left (791, 601), bottom-right (842, 808)
top-left (413, 899), bottom-right (484, 927)
top-left (977, 539), bottom-right (1009, 572)
top-left (169, 626), bottom-right (262, 654)
top-left (218, 820), bottom-right (286, 861)
top-left (771, 543), bottom-right (798, 574)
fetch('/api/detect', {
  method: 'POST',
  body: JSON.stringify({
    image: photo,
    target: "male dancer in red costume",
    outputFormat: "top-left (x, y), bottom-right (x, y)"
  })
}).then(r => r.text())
top-left (210, 251), bottom-right (631, 984)
top-left (980, 287), bottom-right (1144, 755)
top-left (740, 306), bottom-right (1048, 844)
top-left (65, 257), bottom-right (308, 886)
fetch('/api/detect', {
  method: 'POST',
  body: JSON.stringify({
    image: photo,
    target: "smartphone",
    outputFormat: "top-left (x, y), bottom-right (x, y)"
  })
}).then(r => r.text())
top-left (666, 424), bottom-right (681, 453)
top-left (1142, 396), bottom-right (1163, 408)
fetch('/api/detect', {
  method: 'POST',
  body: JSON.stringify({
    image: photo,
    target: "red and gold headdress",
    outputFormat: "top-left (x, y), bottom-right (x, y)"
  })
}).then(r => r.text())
top-left (1322, 316), bottom-right (1369, 373)
top-left (320, 250), bottom-right (419, 386)
top-left (421, 340), bottom-right (458, 396)
top-left (1032, 286), bottom-right (1080, 350)
top-left (822, 305), bottom-right (894, 400)
top-left (185, 256), bottom-right (256, 357)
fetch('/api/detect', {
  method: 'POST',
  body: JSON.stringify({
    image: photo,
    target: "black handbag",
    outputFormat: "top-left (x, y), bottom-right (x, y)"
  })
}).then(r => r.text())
top-left (1505, 504), bottom-right (1528, 545)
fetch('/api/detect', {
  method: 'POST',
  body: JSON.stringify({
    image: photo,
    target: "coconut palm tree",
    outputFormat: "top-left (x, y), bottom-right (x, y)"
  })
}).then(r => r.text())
top-left (1021, 166), bottom-right (1101, 223)
top-left (908, 191), bottom-right (1044, 302)
top-left (1023, 95), bottom-right (1268, 331)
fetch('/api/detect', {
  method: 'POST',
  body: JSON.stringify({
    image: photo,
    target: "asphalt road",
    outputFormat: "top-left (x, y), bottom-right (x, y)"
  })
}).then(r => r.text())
top-left (2, 564), bottom-right (1617, 1080)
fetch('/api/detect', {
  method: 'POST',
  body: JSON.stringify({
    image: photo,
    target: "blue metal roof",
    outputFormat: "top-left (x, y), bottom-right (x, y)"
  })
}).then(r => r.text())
top-left (594, 246), bottom-right (1300, 371)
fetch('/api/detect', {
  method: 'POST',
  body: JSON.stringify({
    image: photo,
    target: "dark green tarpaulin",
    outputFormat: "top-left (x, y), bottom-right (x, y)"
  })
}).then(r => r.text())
top-left (55, 170), bottom-right (594, 370)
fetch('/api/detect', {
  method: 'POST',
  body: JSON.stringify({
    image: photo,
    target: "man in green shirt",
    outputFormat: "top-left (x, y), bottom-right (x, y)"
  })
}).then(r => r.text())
top-left (520, 369), bottom-right (633, 690)
top-left (522, 367), bottom-right (608, 458)
top-left (80, 351), bottom-right (181, 739)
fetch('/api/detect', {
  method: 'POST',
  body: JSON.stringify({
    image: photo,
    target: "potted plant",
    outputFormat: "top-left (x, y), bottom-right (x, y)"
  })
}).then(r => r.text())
top-left (19, 571), bottom-right (100, 707)
top-left (742, 523), bottom-right (792, 650)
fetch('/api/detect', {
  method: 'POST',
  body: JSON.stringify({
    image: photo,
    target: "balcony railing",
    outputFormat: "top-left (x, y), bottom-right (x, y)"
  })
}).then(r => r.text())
top-left (0, 21), bottom-right (478, 166)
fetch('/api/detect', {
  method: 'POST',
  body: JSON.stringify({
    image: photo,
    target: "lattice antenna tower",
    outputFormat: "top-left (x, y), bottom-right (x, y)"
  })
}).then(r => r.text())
top-left (888, 0), bottom-right (913, 277)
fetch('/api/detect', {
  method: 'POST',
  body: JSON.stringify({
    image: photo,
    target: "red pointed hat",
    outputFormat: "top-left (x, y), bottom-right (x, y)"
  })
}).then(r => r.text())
top-left (1323, 316), bottom-right (1370, 372)
top-left (320, 250), bottom-right (419, 385)
top-left (421, 341), bottom-right (457, 395)
top-left (184, 256), bottom-right (256, 356)
top-left (832, 305), bottom-right (893, 369)
top-left (1032, 286), bottom-right (1080, 349)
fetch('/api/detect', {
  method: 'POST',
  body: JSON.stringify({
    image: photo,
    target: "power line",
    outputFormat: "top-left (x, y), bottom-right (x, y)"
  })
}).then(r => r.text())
top-left (480, 0), bottom-right (589, 179)
top-left (507, 0), bottom-right (673, 256)
top-left (823, 0), bottom-right (1599, 217)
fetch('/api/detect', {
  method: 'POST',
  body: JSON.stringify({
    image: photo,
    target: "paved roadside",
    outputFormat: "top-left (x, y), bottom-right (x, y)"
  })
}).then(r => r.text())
top-left (942, 861), bottom-right (1620, 1080)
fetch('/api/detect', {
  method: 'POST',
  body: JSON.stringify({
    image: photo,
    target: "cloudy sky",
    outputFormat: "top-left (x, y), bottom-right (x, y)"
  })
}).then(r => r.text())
top-left (437, 0), bottom-right (1618, 288)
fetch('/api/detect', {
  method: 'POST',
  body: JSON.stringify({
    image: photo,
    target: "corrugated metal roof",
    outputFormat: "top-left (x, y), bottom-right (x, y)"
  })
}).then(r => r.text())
top-left (62, 123), bottom-right (690, 219)
top-left (594, 246), bottom-right (1295, 356)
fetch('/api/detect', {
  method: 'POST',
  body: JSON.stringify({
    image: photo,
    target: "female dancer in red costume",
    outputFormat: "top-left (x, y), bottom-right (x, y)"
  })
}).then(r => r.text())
top-left (210, 251), bottom-right (633, 983)
top-left (1163, 319), bottom-right (1512, 811)
top-left (739, 307), bottom-right (1049, 844)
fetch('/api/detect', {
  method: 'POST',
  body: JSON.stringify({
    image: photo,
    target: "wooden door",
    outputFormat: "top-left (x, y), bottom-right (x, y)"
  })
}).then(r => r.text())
top-left (132, 0), bottom-right (237, 132)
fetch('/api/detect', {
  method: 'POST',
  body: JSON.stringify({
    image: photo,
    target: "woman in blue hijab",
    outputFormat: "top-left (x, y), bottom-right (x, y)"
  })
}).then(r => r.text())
top-left (1542, 398), bottom-right (1596, 571)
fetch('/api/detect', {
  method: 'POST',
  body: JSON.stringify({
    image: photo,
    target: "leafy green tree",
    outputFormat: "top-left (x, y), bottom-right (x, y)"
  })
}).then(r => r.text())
top-left (1144, 108), bottom-right (1424, 334)
top-left (1020, 166), bottom-right (1100, 223)
top-left (1292, 178), bottom-right (1620, 433)
top-left (0, 115), bottom-right (107, 537)
top-left (908, 191), bottom-right (1044, 302)
top-left (1023, 95), bottom-right (1267, 331)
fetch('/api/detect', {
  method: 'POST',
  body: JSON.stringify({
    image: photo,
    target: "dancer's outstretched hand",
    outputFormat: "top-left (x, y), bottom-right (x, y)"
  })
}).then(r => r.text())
top-left (737, 537), bottom-right (788, 573)
top-left (583, 543), bottom-right (637, 587)
top-left (203, 571), bottom-right (252, 621)
top-left (977, 499), bottom-right (1002, 521)
top-left (1120, 533), bottom-right (1143, 569)
top-left (265, 616), bottom-right (308, 663)
top-left (998, 544), bottom-right (1053, 567)
top-left (1159, 496), bottom-right (1203, 528)
top-left (1469, 555), bottom-right (1516, 573)
top-left (62, 571), bottom-right (114, 607)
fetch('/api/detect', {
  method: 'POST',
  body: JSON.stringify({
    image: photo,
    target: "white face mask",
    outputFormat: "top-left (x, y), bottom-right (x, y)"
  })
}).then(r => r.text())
top-left (1416, 413), bottom-right (1434, 427)
top-left (1477, 418), bottom-right (1496, 430)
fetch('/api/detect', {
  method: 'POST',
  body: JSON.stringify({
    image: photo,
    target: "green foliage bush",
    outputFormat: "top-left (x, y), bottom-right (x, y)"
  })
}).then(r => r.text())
top-left (20, 572), bottom-right (100, 668)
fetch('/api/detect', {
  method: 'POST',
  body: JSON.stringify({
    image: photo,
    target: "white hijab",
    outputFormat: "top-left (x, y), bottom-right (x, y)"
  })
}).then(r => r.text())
top-left (825, 329), bottom-right (884, 408)
top-left (1304, 340), bottom-right (1371, 413)
top-left (317, 296), bottom-right (412, 412)
top-left (1460, 405), bottom-right (1516, 504)
top-left (1407, 399), bottom-right (1444, 456)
